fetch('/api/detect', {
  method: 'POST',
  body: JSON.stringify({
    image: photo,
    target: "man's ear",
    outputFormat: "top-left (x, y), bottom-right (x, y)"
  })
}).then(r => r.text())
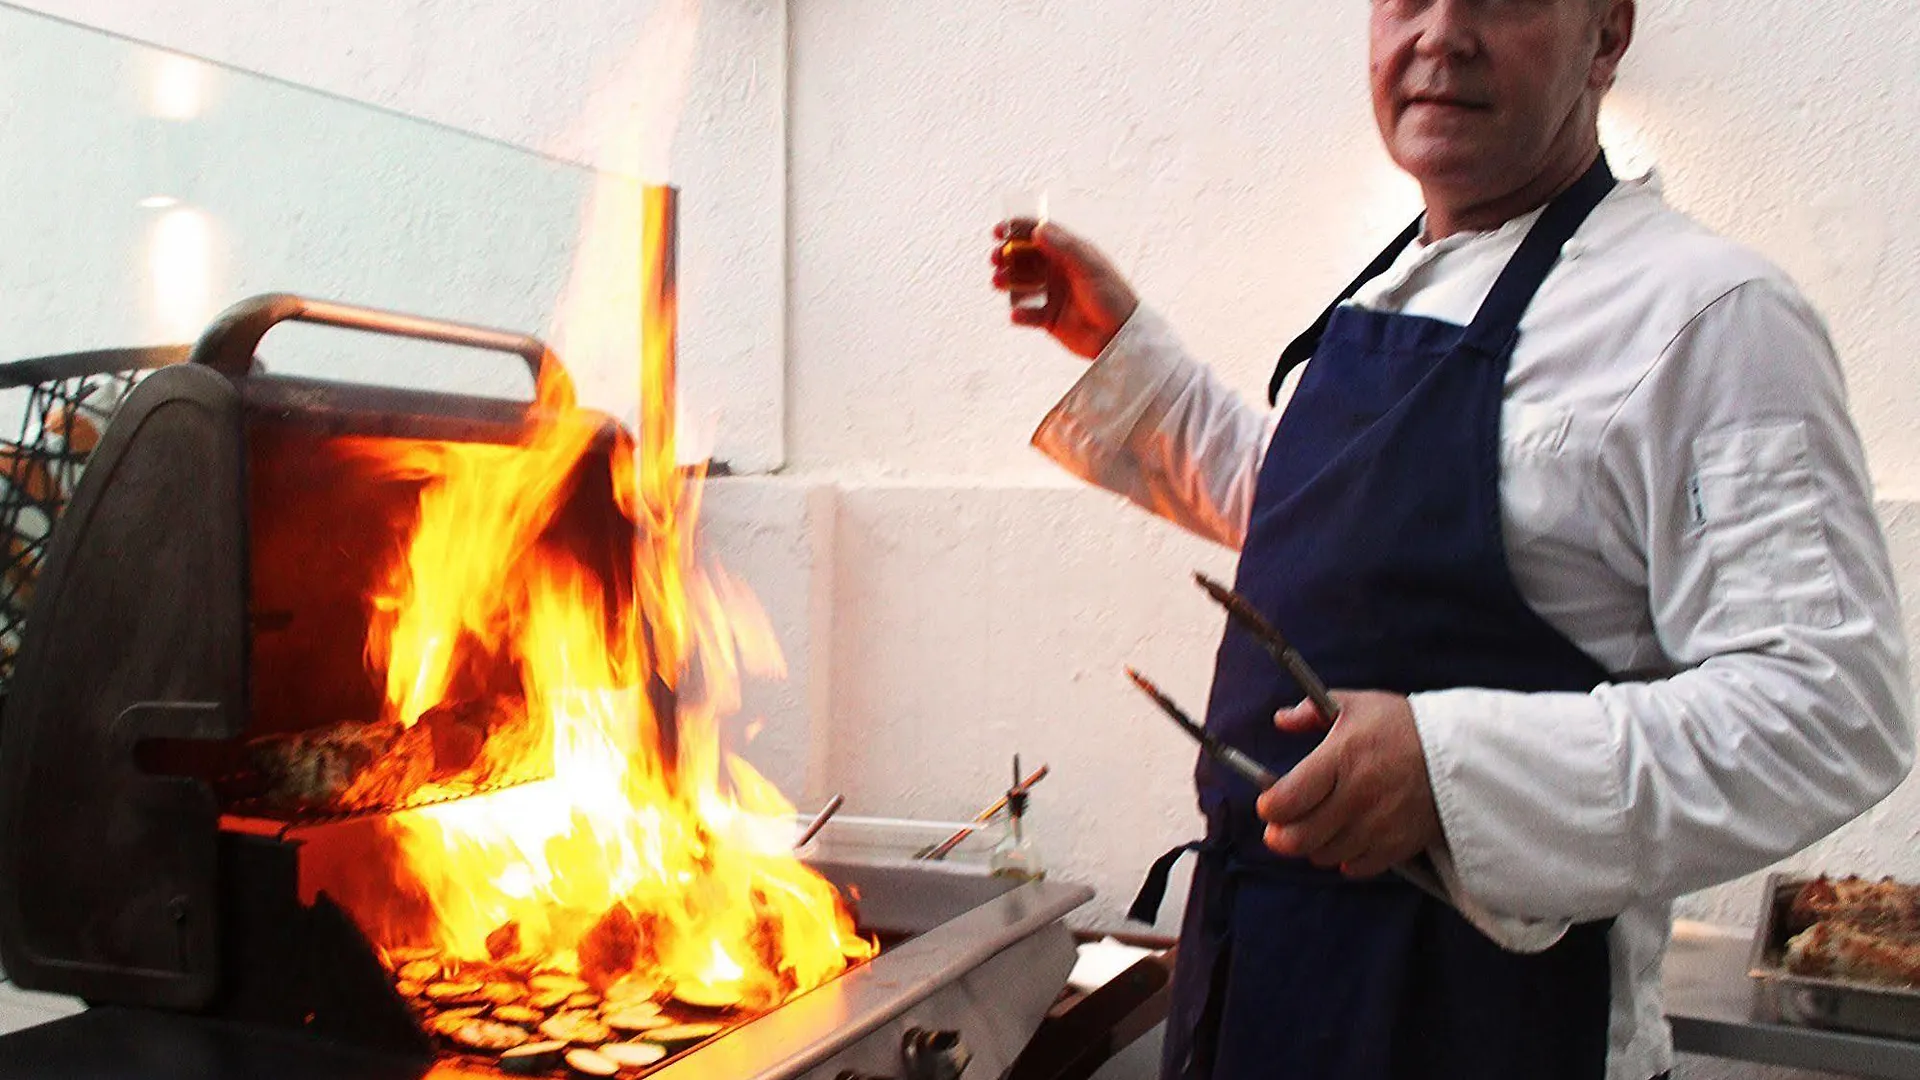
top-left (1592, 0), bottom-right (1636, 91)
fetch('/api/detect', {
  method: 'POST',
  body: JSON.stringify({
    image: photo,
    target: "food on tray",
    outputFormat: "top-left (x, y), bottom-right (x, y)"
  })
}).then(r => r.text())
top-left (401, 951), bottom-right (735, 1073)
top-left (498, 1040), bottom-right (566, 1074)
top-left (645, 1021), bottom-right (723, 1047)
top-left (448, 1017), bottom-right (534, 1053)
top-left (1783, 875), bottom-right (1920, 989)
top-left (1789, 875), bottom-right (1920, 936)
top-left (1785, 919), bottom-right (1920, 987)
top-left (563, 1048), bottom-right (619, 1077)
top-left (604, 1006), bottom-right (671, 1033)
top-left (539, 1008), bottom-right (614, 1046)
top-left (599, 1041), bottom-right (667, 1068)
top-left (493, 1004), bottom-right (544, 1027)
top-left (424, 980), bottom-right (487, 1006)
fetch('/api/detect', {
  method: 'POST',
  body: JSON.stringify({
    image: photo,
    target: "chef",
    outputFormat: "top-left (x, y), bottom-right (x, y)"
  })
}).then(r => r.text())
top-left (991, 1), bottom-right (1913, 1079)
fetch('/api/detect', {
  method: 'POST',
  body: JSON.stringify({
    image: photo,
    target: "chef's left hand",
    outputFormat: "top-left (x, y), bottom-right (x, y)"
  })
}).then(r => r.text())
top-left (1255, 691), bottom-right (1442, 879)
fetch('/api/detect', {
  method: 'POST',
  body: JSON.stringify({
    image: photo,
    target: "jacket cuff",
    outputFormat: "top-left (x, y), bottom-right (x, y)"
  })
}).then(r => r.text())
top-left (1030, 305), bottom-right (1187, 484)
top-left (1410, 687), bottom-right (1631, 919)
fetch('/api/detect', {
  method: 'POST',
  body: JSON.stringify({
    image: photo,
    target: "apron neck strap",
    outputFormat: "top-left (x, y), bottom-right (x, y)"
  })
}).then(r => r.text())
top-left (1269, 218), bottom-right (1422, 404)
top-left (1457, 151), bottom-right (1615, 359)
top-left (1268, 151), bottom-right (1617, 404)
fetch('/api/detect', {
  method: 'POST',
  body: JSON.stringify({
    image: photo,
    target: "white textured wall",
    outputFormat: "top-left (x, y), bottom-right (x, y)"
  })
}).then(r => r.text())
top-left (0, 14), bottom-right (595, 406)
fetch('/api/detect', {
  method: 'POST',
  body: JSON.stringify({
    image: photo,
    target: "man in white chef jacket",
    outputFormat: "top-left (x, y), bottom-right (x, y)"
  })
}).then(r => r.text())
top-left (992, 1), bottom-right (1914, 1079)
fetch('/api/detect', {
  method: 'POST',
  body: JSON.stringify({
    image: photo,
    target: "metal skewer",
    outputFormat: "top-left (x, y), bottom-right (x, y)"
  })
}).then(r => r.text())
top-left (1194, 572), bottom-right (1342, 723)
top-left (918, 764), bottom-right (1051, 861)
top-left (1126, 668), bottom-right (1280, 789)
top-left (794, 793), bottom-right (845, 850)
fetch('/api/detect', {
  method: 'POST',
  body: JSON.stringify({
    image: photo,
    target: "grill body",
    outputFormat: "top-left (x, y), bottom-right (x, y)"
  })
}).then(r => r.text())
top-left (0, 296), bottom-right (626, 1018)
top-left (0, 861), bottom-right (1091, 1080)
top-left (0, 295), bottom-right (1096, 1077)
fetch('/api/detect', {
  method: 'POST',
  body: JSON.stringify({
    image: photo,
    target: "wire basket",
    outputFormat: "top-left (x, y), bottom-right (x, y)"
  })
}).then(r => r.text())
top-left (0, 346), bottom-right (189, 688)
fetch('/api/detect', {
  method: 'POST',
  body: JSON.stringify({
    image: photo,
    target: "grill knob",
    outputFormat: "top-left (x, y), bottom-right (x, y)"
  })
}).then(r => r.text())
top-left (901, 1028), bottom-right (972, 1080)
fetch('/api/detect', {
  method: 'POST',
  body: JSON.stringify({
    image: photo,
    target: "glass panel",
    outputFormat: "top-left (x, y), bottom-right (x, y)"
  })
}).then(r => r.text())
top-left (0, 1), bottom-right (657, 690)
top-left (0, 1), bottom-right (642, 407)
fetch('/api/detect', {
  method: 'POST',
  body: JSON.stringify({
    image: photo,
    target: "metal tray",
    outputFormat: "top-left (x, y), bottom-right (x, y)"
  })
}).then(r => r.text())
top-left (1748, 872), bottom-right (1920, 1040)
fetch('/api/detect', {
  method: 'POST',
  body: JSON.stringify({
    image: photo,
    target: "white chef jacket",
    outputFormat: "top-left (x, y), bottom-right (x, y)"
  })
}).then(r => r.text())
top-left (1031, 171), bottom-right (1915, 1080)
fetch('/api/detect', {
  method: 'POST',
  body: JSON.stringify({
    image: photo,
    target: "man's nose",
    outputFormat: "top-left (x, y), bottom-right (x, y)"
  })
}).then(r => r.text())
top-left (1411, 0), bottom-right (1480, 61)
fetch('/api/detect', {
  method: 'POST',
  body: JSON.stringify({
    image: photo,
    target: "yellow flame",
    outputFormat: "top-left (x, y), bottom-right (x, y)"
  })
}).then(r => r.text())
top-left (347, 188), bottom-right (868, 1011)
top-left (318, 0), bottom-right (869, 1008)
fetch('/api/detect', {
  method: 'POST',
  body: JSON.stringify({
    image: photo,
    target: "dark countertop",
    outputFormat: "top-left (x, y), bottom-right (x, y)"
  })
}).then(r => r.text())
top-left (0, 1007), bottom-right (426, 1080)
top-left (8, 923), bottom-right (1918, 1080)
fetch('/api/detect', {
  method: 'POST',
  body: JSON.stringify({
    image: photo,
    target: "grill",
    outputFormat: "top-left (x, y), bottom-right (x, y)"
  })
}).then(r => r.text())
top-left (0, 280), bottom-right (1099, 1078)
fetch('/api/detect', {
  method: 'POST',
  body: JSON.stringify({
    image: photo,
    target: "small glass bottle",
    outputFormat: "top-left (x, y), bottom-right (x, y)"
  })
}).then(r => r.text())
top-left (999, 190), bottom-right (1049, 313)
top-left (990, 755), bottom-right (1044, 881)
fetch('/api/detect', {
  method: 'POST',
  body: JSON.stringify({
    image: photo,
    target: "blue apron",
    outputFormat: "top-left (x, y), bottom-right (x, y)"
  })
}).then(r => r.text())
top-left (1150, 156), bottom-right (1619, 1080)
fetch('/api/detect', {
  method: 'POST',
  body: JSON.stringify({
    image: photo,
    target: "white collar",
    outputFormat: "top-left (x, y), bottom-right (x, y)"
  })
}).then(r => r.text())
top-left (1409, 165), bottom-right (1661, 251)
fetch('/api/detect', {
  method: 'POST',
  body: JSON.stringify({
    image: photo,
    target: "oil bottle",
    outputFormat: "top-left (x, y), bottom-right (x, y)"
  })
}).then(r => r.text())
top-left (990, 754), bottom-right (1044, 881)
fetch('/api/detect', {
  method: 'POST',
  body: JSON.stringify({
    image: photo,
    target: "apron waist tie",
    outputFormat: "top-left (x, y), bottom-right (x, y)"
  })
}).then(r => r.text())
top-left (1128, 809), bottom-right (1329, 925)
top-left (1129, 839), bottom-right (1212, 924)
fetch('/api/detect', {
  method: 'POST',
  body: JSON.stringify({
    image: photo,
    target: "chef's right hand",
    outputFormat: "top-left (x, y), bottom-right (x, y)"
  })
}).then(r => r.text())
top-left (991, 221), bottom-right (1140, 360)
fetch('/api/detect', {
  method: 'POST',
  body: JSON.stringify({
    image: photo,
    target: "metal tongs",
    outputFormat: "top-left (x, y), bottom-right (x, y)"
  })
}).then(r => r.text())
top-left (1125, 573), bottom-right (1340, 787)
top-left (1128, 574), bottom-right (1506, 937)
top-left (1193, 573), bottom-right (1341, 724)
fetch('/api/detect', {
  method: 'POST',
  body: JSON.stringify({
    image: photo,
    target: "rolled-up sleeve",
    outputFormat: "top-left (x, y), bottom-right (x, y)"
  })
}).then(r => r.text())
top-left (1031, 306), bottom-right (1275, 549)
top-left (1412, 279), bottom-right (1914, 921)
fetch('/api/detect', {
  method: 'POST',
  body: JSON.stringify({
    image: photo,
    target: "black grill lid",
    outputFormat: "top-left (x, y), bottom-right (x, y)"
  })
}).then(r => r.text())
top-left (0, 295), bottom-right (622, 1009)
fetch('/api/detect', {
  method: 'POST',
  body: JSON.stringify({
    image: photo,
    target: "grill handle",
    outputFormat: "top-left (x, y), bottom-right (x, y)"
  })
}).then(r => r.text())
top-left (0, 346), bottom-right (191, 391)
top-left (188, 293), bottom-right (553, 390)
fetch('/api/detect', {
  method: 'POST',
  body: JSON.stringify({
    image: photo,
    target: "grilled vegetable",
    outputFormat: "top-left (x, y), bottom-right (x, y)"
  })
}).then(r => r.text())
top-left (565, 1048), bottom-right (620, 1077)
top-left (424, 980), bottom-right (487, 1006)
top-left (602, 976), bottom-right (661, 1005)
top-left (540, 1009), bottom-right (614, 1046)
top-left (603, 1007), bottom-right (671, 1034)
top-left (448, 1018), bottom-right (533, 1053)
top-left (482, 981), bottom-right (528, 1006)
top-left (398, 959), bottom-right (442, 983)
top-left (492, 1005), bottom-right (545, 1027)
top-left (499, 1040), bottom-right (567, 1075)
top-left (530, 973), bottom-right (591, 996)
top-left (644, 1022), bottom-right (723, 1048)
top-left (599, 1041), bottom-right (668, 1068)
top-left (426, 1008), bottom-right (487, 1037)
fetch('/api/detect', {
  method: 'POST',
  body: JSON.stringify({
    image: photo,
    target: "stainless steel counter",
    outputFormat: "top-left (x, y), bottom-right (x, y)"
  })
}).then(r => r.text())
top-left (1665, 922), bottom-right (1920, 1078)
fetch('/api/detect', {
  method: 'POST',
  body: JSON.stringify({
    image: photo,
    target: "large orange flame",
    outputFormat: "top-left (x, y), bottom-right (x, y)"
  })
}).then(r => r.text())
top-left (351, 187), bottom-right (869, 1012)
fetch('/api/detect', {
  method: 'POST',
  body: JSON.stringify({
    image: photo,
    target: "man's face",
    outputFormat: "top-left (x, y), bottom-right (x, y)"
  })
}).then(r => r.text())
top-left (1370, 0), bottom-right (1622, 202)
